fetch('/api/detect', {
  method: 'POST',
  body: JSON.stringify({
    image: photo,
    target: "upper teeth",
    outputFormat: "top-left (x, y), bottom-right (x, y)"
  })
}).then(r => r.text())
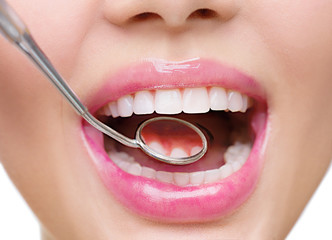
top-left (100, 87), bottom-right (251, 117)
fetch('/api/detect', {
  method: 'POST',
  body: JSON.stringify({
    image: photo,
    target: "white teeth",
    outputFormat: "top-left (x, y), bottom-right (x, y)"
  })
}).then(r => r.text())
top-left (219, 164), bottom-right (233, 179)
top-left (170, 148), bottom-right (188, 158)
top-left (109, 102), bottom-right (119, 118)
top-left (127, 163), bottom-right (142, 176)
top-left (189, 171), bottom-right (205, 185)
top-left (117, 95), bottom-right (134, 117)
top-left (183, 87), bottom-right (210, 113)
top-left (155, 89), bottom-right (182, 114)
top-left (209, 87), bottom-right (228, 111)
top-left (148, 141), bottom-right (167, 156)
top-left (102, 105), bottom-right (112, 116)
top-left (149, 142), bottom-right (199, 158)
top-left (103, 87), bottom-right (253, 186)
top-left (204, 169), bottom-right (221, 184)
top-left (141, 167), bottom-right (156, 179)
top-left (224, 142), bottom-right (251, 164)
top-left (156, 171), bottom-right (174, 184)
top-left (117, 161), bottom-right (131, 172)
top-left (133, 91), bottom-right (154, 115)
top-left (100, 87), bottom-right (251, 116)
top-left (116, 152), bottom-right (134, 162)
top-left (148, 141), bottom-right (200, 158)
top-left (241, 95), bottom-right (249, 113)
top-left (173, 172), bottom-right (190, 187)
top-left (231, 161), bottom-right (242, 172)
top-left (228, 91), bottom-right (243, 112)
top-left (108, 142), bottom-right (251, 187)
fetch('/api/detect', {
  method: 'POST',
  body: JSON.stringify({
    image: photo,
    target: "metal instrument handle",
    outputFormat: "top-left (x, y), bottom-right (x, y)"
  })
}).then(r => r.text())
top-left (0, 0), bottom-right (138, 148)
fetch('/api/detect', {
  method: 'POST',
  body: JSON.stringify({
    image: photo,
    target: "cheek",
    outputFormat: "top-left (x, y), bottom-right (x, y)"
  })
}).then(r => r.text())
top-left (0, 0), bottom-right (99, 171)
top-left (250, 1), bottom-right (332, 72)
top-left (0, 0), bottom-right (100, 81)
top-left (244, 1), bottom-right (332, 112)
top-left (0, 0), bottom-right (100, 123)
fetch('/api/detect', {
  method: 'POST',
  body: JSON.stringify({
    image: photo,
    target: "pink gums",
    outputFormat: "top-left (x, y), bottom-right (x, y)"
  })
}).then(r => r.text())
top-left (81, 58), bottom-right (268, 222)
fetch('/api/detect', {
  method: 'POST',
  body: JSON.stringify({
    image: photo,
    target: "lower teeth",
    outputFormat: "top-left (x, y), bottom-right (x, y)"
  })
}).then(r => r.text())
top-left (107, 142), bottom-right (251, 187)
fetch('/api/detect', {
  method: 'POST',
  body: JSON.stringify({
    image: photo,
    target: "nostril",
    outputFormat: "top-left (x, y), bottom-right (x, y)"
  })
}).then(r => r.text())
top-left (189, 8), bottom-right (218, 19)
top-left (130, 12), bottom-right (162, 22)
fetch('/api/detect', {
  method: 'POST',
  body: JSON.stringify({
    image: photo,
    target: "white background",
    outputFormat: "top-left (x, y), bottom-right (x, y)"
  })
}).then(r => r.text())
top-left (0, 164), bottom-right (331, 240)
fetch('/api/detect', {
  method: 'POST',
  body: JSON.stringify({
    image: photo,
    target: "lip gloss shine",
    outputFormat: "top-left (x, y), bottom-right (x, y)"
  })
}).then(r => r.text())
top-left (82, 58), bottom-right (268, 222)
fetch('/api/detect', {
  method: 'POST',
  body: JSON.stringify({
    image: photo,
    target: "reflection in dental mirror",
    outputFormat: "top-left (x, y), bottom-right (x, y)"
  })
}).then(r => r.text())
top-left (136, 117), bottom-right (208, 165)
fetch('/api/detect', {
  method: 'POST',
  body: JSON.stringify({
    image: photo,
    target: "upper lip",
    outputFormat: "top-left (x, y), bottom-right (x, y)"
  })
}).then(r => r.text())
top-left (82, 57), bottom-right (268, 222)
top-left (86, 57), bottom-right (266, 113)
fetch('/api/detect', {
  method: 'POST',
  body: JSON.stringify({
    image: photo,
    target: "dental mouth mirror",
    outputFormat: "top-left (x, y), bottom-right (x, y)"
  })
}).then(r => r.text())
top-left (0, 0), bottom-right (207, 165)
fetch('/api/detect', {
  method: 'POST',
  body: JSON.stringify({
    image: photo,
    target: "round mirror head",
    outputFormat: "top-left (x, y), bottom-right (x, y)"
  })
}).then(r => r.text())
top-left (136, 117), bottom-right (208, 165)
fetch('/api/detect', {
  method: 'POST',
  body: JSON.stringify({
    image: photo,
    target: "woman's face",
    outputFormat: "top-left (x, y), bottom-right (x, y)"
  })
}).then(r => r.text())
top-left (1, 0), bottom-right (331, 239)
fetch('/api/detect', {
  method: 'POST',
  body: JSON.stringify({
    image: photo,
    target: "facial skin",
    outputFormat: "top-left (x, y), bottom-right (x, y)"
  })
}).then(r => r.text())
top-left (0, 0), bottom-right (331, 239)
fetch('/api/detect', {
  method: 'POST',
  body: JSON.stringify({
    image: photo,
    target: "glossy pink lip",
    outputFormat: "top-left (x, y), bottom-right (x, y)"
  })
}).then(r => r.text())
top-left (86, 58), bottom-right (265, 111)
top-left (81, 58), bottom-right (268, 222)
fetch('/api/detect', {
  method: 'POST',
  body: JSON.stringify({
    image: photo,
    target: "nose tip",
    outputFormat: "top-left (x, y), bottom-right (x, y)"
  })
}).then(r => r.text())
top-left (104, 0), bottom-right (239, 29)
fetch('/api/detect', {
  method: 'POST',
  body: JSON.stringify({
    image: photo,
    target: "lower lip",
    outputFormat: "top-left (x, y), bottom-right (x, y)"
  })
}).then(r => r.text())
top-left (81, 110), bottom-right (268, 222)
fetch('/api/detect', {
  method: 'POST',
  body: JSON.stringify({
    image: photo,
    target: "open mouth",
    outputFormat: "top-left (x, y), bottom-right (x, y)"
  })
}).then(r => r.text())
top-left (82, 58), bottom-right (268, 222)
top-left (98, 87), bottom-right (256, 186)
